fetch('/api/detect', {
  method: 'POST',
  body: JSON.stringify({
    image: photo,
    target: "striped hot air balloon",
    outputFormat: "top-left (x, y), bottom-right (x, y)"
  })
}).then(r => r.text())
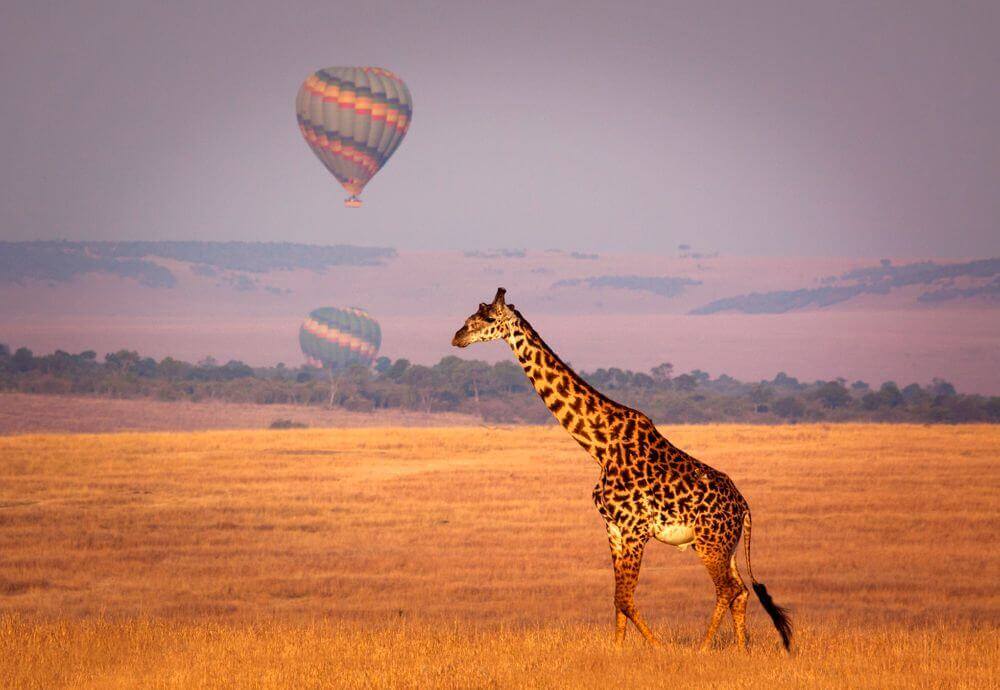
top-left (299, 307), bottom-right (381, 370)
top-left (296, 66), bottom-right (413, 207)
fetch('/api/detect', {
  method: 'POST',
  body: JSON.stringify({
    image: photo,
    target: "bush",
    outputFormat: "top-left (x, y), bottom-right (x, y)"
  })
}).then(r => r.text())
top-left (773, 396), bottom-right (805, 419)
top-left (269, 419), bottom-right (307, 429)
top-left (815, 381), bottom-right (852, 409)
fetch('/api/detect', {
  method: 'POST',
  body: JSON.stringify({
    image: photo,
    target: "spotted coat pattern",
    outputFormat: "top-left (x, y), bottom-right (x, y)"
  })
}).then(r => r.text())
top-left (453, 289), bottom-right (791, 651)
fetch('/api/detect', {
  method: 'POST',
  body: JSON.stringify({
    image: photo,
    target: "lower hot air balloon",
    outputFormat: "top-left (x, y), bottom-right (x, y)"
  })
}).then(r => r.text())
top-left (296, 66), bottom-right (413, 207)
top-left (299, 307), bottom-right (381, 370)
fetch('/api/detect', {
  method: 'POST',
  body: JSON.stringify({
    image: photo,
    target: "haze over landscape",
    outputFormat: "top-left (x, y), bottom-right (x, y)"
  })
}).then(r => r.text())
top-left (3, 3), bottom-right (997, 397)
top-left (3, 4), bottom-right (997, 404)
top-left (2, 2), bottom-right (998, 257)
top-left (2, 242), bottom-right (997, 394)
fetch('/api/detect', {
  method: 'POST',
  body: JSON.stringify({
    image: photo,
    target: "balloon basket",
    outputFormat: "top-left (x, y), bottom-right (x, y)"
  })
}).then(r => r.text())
top-left (344, 196), bottom-right (362, 208)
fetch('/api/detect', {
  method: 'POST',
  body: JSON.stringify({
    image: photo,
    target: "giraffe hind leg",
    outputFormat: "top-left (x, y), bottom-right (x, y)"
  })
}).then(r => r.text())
top-left (698, 547), bottom-right (747, 652)
top-left (729, 554), bottom-right (750, 651)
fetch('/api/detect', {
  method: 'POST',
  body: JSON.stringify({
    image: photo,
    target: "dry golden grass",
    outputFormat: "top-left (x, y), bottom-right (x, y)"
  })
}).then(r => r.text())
top-left (2, 618), bottom-right (995, 689)
top-left (1, 424), bottom-right (998, 688)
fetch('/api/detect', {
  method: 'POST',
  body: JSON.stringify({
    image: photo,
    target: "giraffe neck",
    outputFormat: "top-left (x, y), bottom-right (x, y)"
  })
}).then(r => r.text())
top-left (504, 312), bottom-right (621, 456)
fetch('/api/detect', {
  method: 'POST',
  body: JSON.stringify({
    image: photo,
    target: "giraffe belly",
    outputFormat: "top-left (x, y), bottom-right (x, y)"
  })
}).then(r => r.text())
top-left (653, 522), bottom-right (696, 549)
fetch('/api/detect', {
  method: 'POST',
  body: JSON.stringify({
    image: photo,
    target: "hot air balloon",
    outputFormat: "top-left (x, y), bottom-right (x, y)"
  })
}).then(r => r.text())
top-left (296, 66), bottom-right (413, 207)
top-left (299, 307), bottom-right (381, 370)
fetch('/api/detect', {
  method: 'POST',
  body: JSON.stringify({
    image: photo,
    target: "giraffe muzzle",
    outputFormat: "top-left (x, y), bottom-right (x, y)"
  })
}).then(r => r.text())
top-left (452, 328), bottom-right (470, 347)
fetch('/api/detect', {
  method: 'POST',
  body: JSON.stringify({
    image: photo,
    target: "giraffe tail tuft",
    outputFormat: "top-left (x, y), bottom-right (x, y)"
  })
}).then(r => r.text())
top-left (744, 512), bottom-right (793, 652)
top-left (751, 582), bottom-right (792, 651)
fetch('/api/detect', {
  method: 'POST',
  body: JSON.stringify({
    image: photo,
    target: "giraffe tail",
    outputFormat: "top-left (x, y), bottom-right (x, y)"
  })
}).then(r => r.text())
top-left (743, 511), bottom-right (793, 651)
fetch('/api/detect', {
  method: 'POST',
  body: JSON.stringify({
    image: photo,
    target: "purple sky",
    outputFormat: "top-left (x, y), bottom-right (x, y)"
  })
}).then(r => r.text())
top-left (2, 1), bottom-right (997, 256)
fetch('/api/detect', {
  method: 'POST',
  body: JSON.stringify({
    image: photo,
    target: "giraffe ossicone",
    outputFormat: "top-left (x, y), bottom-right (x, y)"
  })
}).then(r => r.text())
top-left (453, 287), bottom-right (793, 653)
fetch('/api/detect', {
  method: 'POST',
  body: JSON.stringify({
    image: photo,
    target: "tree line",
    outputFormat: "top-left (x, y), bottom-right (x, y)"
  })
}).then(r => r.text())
top-left (1, 344), bottom-right (997, 424)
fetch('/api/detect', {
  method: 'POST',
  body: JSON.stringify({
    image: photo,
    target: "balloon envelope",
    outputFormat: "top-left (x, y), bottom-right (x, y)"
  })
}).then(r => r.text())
top-left (296, 66), bottom-right (413, 207)
top-left (299, 307), bottom-right (381, 370)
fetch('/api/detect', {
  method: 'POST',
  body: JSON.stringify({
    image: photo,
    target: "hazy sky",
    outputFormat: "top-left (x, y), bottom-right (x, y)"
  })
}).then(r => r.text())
top-left (1, 1), bottom-right (997, 256)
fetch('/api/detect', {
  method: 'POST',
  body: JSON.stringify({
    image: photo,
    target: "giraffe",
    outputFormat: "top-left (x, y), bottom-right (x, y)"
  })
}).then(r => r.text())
top-left (452, 288), bottom-right (792, 652)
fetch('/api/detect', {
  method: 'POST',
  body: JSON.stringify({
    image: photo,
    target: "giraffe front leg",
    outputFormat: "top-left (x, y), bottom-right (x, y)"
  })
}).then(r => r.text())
top-left (607, 524), bottom-right (663, 648)
top-left (615, 609), bottom-right (628, 644)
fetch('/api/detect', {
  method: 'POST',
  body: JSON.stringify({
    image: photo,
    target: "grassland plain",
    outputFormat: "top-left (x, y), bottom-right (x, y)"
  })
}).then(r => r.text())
top-left (0, 425), bottom-right (997, 688)
top-left (0, 392), bottom-right (479, 435)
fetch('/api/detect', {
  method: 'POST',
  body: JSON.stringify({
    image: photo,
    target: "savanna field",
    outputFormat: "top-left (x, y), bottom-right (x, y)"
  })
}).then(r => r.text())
top-left (1, 424), bottom-right (997, 688)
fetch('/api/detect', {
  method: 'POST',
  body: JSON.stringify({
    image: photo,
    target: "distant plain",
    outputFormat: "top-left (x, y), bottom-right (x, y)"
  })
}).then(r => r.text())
top-left (3, 248), bottom-right (998, 393)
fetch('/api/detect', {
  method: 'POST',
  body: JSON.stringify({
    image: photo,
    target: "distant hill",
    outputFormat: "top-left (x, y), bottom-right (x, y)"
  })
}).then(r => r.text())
top-left (553, 274), bottom-right (701, 298)
top-left (0, 241), bottom-right (396, 288)
top-left (691, 258), bottom-right (1000, 314)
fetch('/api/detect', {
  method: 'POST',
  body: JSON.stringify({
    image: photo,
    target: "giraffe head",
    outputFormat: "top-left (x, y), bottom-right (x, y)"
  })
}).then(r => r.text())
top-left (452, 287), bottom-right (517, 348)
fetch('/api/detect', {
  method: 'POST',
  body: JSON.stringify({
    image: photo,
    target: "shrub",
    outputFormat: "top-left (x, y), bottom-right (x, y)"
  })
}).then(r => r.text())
top-left (269, 419), bottom-right (307, 429)
top-left (773, 396), bottom-right (805, 419)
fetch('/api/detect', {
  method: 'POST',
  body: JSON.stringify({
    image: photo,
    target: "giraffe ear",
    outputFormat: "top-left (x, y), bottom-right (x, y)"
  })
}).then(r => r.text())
top-left (492, 287), bottom-right (507, 306)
